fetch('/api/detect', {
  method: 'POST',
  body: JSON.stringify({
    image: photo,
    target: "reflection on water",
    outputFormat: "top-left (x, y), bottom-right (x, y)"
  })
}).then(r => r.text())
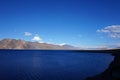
top-left (0, 50), bottom-right (114, 80)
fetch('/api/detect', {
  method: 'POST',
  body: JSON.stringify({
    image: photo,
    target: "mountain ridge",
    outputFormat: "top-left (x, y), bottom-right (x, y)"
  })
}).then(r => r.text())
top-left (0, 39), bottom-right (79, 50)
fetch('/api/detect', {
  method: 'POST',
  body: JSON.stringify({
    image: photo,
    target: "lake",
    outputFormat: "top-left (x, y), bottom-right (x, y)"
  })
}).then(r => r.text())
top-left (0, 50), bottom-right (114, 80)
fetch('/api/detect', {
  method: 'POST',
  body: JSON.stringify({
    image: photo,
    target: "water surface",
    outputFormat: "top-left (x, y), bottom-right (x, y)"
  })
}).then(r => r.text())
top-left (0, 50), bottom-right (114, 80)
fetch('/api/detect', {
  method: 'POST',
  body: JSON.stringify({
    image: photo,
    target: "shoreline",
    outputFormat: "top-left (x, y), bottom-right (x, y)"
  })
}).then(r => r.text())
top-left (0, 49), bottom-right (119, 55)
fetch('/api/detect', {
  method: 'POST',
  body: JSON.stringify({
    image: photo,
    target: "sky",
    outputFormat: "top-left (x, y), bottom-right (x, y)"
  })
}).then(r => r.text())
top-left (0, 0), bottom-right (120, 48)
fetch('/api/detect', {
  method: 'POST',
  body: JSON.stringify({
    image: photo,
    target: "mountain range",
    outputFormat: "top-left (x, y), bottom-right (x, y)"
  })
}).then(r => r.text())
top-left (0, 39), bottom-right (79, 50)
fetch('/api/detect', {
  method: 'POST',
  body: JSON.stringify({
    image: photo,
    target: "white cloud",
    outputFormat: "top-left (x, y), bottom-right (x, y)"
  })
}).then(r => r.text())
top-left (24, 32), bottom-right (32, 36)
top-left (97, 29), bottom-right (109, 33)
top-left (97, 25), bottom-right (120, 38)
top-left (59, 43), bottom-right (67, 46)
top-left (32, 34), bottom-right (42, 42)
top-left (110, 33), bottom-right (120, 38)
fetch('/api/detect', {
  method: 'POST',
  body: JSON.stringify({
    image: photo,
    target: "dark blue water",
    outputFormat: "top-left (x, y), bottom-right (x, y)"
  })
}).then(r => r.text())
top-left (0, 50), bottom-right (113, 80)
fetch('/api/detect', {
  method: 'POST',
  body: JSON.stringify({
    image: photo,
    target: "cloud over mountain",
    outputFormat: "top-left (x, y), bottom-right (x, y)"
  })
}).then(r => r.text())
top-left (32, 34), bottom-right (43, 42)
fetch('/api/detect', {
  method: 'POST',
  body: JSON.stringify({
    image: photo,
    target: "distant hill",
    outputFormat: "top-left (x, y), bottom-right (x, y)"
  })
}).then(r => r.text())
top-left (60, 44), bottom-right (79, 50)
top-left (0, 39), bottom-right (79, 50)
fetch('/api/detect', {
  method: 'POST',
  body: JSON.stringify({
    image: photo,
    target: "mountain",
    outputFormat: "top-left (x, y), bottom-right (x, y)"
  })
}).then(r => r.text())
top-left (0, 39), bottom-right (78, 50)
top-left (60, 44), bottom-right (80, 50)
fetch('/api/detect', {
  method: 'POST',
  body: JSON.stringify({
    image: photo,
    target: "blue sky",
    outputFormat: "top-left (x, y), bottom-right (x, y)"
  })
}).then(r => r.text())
top-left (0, 0), bottom-right (120, 48)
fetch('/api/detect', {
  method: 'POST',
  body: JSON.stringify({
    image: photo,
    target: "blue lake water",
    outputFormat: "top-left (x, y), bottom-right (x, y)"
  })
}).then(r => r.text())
top-left (0, 50), bottom-right (114, 80)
